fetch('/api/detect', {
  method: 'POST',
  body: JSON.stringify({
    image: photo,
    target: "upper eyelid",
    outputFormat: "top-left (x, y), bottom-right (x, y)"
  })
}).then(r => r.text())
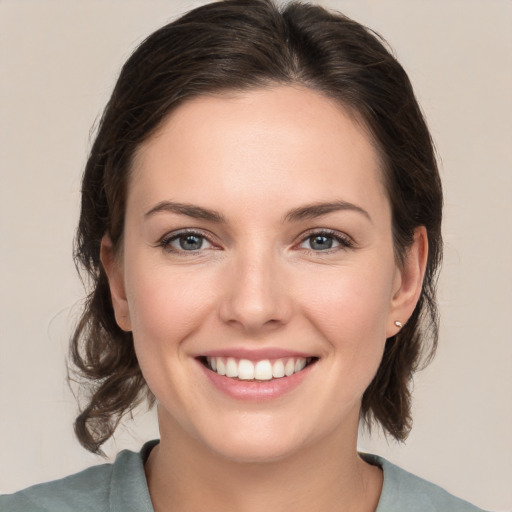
top-left (159, 228), bottom-right (214, 243)
top-left (157, 230), bottom-right (218, 252)
top-left (297, 228), bottom-right (353, 243)
top-left (294, 230), bottom-right (356, 254)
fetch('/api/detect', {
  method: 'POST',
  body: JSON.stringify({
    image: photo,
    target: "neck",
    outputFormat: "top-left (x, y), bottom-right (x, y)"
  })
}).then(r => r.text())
top-left (145, 411), bottom-right (382, 512)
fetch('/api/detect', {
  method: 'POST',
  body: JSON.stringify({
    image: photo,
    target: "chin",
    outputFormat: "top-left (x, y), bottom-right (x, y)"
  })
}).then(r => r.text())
top-left (195, 412), bottom-right (330, 466)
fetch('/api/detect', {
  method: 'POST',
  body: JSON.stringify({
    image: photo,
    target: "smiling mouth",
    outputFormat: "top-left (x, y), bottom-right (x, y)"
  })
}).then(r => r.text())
top-left (199, 356), bottom-right (318, 381)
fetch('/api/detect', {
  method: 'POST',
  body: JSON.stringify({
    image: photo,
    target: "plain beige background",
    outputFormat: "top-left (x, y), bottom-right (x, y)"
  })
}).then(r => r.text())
top-left (0, 1), bottom-right (510, 510)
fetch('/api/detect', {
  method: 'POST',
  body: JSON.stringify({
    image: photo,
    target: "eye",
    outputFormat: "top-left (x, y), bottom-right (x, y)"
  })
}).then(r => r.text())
top-left (159, 231), bottom-right (214, 253)
top-left (298, 230), bottom-right (352, 252)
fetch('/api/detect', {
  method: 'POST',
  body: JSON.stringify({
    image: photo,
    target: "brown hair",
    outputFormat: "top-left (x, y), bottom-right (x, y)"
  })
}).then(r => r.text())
top-left (71, 0), bottom-right (442, 453)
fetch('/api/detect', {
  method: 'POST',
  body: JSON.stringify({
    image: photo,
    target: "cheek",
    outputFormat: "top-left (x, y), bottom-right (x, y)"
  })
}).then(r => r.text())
top-left (298, 263), bottom-right (394, 373)
top-left (124, 263), bottom-right (221, 420)
top-left (126, 262), bottom-right (214, 339)
top-left (303, 265), bottom-right (393, 331)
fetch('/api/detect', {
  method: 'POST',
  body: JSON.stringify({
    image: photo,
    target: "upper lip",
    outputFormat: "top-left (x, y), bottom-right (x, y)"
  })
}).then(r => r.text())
top-left (195, 347), bottom-right (317, 361)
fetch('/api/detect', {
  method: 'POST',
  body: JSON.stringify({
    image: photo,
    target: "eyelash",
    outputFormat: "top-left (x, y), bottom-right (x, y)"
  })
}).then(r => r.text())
top-left (298, 229), bottom-right (354, 253)
top-left (158, 229), bottom-right (216, 255)
top-left (157, 229), bottom-right (354, 255)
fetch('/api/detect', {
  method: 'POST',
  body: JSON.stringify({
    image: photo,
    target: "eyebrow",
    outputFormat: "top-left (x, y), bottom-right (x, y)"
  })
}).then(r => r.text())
top-left (145, 201), bottom-right (227, 223)
top-left (283, 200), bottom-right (372, 224)
top-left (145, 199), bottom-right (372, 224)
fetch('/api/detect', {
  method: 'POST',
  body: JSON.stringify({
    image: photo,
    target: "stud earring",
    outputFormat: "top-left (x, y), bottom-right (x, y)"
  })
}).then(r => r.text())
top-left (394, 321), bottom-right (403, 328)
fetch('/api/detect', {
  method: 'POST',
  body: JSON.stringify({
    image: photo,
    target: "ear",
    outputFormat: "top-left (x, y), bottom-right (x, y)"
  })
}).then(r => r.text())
top-left (386, 226), bottom-right (428, 338)
top-left (100, 234), bottom-right (132, 332)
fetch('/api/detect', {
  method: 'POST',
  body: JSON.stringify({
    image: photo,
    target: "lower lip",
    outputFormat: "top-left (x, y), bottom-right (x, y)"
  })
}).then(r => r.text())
top-left (198, 360), bottom-right (315, 401)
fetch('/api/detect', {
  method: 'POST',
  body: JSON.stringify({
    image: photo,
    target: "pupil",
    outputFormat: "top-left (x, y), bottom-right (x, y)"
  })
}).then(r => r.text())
top-left (180, 235), bottom-right (203, 250)
top-left (311, 235), bottom-right (332, 250)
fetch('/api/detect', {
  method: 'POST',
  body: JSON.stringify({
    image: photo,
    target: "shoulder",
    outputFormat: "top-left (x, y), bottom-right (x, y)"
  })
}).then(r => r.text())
top-left (0, 441), bottom-right (157, 512)
top-left (0, 462), bottom-right (113, 512)
top-left (361, 453), bottom-right (489, 512)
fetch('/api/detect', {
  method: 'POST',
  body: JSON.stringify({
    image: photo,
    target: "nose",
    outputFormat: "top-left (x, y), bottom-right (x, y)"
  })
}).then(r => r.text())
top-left (218, 248), bottom-right (293, 335)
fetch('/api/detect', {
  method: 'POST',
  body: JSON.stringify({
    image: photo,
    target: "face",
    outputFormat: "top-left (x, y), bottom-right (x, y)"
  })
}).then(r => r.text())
top-left (103, 86), bottom-right (424, 463)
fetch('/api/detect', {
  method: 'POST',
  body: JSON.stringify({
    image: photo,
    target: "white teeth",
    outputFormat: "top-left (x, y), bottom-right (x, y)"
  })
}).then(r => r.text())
top-left (206, 356), bottom-right (314, 380)
top-left (295, 357), bottom-right (306, 372)
top-left (284, 358), bottom-right (295, 376)
top-left (225, 357), bottom-right (238, 378)
top-left (216, 358), bottom-right (226, 376)
top-left (272, 359), bottom-right (285, 378)
top-left (238, 359), bottom-right (255, 380)
top-left (254, 360), bottom-right (273, 380)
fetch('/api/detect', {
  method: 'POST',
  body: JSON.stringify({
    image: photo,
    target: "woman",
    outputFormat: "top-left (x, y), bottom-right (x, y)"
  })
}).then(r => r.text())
top-left (0, 1), bottom-right (490, 510)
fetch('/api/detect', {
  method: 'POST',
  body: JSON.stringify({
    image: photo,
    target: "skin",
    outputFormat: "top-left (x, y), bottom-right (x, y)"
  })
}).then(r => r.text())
top-left (102, 85), bottom-right (427, 512)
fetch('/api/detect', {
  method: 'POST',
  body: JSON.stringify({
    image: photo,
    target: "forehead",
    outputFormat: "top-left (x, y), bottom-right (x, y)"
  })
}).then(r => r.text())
top-left (129, 85), bottom-right (387, 217)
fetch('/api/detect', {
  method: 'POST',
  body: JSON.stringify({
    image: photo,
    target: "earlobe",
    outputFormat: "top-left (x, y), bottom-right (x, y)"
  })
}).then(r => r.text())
top-left (100, 235), bottom-right (132, 332)
top-left (387, 226), bottom-right (428, 337)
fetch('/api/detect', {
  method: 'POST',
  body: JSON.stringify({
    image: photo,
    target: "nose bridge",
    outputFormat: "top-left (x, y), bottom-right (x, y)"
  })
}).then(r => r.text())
top-left (219, 240), bottom-right (292, 332)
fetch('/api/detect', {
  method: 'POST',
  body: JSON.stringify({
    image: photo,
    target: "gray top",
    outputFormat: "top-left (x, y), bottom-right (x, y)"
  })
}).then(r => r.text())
top-left (0, 440), bottom-right (487, 511)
